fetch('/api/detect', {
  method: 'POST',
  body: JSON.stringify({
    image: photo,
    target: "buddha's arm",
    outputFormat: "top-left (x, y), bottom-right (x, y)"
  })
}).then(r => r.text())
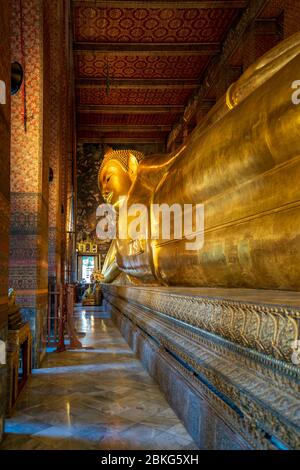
top-left (101, 240), bottom-right (121, 283)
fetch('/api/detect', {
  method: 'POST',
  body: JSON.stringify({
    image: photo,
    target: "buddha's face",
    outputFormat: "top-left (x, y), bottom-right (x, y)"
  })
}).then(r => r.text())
top-left (99, 159), bottom-right (132, 206)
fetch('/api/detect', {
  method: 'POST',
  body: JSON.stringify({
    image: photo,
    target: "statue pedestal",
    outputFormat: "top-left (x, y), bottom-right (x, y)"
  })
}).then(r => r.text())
top-left (103, 284), bottom-right (300, 450)
top-left (6, 322), bottom-right (32, 416)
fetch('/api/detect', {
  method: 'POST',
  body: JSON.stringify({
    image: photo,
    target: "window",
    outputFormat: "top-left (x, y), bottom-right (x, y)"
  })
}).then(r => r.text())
top-left (81, 256), bottom-right (95, 283)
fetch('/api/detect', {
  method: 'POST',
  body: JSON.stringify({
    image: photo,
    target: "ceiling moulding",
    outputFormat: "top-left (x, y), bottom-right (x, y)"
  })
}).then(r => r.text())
top-left (77, 105), bottom-right (184, 114)
top-left (78, 125), bottom-right (171, 132)
top-left (75, 78), bottom-right (199, 89)
top-left (73, 43), bottom-right (221, 56)
top-left (73, 1), bottom-right (248, 9)
top-left (78, 138), bottom-right (166, 144)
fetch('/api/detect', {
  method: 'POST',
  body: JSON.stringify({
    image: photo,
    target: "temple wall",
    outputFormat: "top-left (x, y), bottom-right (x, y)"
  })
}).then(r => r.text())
top-left (9, 0), bottom-right (74, 367)
top-left (9, 0), bottom-right (48, 368)
top-left (0, 0), bottom-right (11, 442)
top-left (44, 0), bottom-right (72, 286)
top-left (9, 0), bottom-right (73, 366)
top-left (261, 0), bottom-right (300, 39)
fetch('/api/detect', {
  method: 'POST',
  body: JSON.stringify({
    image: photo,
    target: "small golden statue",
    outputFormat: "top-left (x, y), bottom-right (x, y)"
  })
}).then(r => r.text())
top-left (81, 285), bottom-right (95, 306)
top-left (82, 270), bottom-right (104, 306)
top-left (8, 288), bottom-right (23, 330)
top-left (90, 270), bottom-right (104, 283)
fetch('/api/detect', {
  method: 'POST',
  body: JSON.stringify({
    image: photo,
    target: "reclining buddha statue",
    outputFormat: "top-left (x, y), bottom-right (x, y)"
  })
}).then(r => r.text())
top-left (98, 33), bottom-right (300, 291)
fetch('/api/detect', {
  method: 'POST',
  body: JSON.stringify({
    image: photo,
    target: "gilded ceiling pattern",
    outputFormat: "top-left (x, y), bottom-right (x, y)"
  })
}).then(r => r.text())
top-left (78, 112), bottom-right (177, 126)
top-left (77, 88), bottom-right (192, 106)
top-left (76, 54), bottom-right (208, 79)
top-left (74, 6), bottom-right (238, 43)
top-left (78, 130), bottom-right (168, 140)
top-left (73, 2), bottom-right (246, 145)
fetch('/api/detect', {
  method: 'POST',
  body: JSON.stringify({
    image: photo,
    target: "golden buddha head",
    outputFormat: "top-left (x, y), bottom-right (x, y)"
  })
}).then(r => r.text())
top-left (98, 148), bottom-right (144, 206)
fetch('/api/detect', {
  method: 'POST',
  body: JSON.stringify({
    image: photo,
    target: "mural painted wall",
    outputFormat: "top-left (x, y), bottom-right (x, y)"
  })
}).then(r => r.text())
top-left (76, 143), bottom-right (103, 242)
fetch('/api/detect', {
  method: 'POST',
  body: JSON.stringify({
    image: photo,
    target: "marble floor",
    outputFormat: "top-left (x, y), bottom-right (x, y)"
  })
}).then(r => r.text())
top-left (0, 306), bottom-right (197, 450)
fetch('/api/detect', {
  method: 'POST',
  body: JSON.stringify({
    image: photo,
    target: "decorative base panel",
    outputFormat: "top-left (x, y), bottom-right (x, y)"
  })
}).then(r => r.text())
top-left (103, 285), bottom-right (300, 450)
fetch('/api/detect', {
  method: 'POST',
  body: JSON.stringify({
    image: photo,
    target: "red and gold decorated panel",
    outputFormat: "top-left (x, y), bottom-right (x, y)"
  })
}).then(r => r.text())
top-left (78, 130), bottom-right (168, 139)
top-left (77, 87), bottom-right (193, 106)
top-left (72, 1), bottom-right (247, 146)
top-left (76, 53), bottom-right (208, 79)
top-left (78, 112), bottom-right (178, 126)
top-left (74, 6), bottom-right (238, 43)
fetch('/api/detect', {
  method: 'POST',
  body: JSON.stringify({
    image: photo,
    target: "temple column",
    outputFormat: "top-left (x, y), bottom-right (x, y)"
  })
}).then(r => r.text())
top-left (60, 0), bottom-right (76, 285)
top-left (10, 0), bottom-right (48, 368)
top-left (0, 1), bottom-right (11, 442)
top-left (44, 0), bottom-right (65, 290)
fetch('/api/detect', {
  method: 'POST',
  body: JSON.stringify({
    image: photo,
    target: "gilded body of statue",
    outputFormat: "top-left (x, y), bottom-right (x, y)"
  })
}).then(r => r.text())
top-left (98, 33), bottom-right (300, 291)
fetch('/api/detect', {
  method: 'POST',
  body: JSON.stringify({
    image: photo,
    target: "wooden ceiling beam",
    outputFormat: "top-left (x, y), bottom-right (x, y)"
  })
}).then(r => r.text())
top-left (78, 105), bottom-right (184, 114)
top-left (78, 137), bottom-right (166, 144)
top-left (78, 125), bottom-right (171, 132)
top-left (76, 78), bottom-right (199, 89)
top-left (73, 1), bottom-right (248, 9)
top-left (74, 42), bottom-right (220, 56)
top-left (79, 139), bottom-right (165, 144)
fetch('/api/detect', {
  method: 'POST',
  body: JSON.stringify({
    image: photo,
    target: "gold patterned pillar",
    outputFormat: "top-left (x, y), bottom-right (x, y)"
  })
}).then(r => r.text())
top-left (10, 0), bottom-right (48, 368)
top-left (44, 0), bottom-right (66, 290)
top-left (61, 0), bottom-right (76, 285)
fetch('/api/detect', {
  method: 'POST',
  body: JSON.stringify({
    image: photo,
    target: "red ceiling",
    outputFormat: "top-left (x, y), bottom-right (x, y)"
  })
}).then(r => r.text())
top-left (77, 87), bottom-right (193, 106)
top-left (76, 54), bottom-right (209, 79)
top-left (78, 112), bottom-right (178, 126)
top-left (73, 2), bottom-right (246, 145)
top-left (78, 130), bottom-right (168, 139)
top-left (74, 6), bottom-right (238, 43)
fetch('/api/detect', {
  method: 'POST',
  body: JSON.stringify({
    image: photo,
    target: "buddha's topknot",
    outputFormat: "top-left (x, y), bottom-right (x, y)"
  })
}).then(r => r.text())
top-left (99, 148), bottom-right (144, 177)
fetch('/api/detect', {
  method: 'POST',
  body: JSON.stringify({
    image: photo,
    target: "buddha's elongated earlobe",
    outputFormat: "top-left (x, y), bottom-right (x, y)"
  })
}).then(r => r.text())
top-left (128, 153), bottom-right (139, 181)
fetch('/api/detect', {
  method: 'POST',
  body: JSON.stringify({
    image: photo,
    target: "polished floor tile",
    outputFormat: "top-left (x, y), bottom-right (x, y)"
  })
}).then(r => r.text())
top-left (0, 307), bottom-right (197, 450)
